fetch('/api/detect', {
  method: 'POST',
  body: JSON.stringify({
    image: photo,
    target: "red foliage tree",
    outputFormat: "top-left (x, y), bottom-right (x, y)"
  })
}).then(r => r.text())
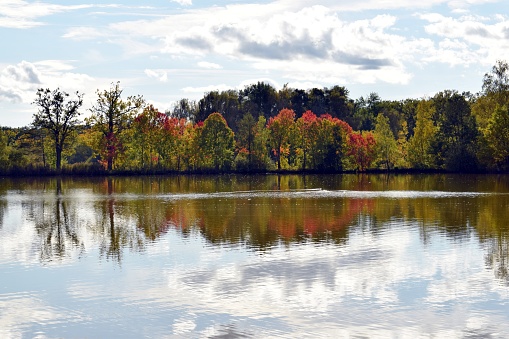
top-left (347, 131), bottom-right (376, 171)
top-left (267, 108), bottom-right (296, 170)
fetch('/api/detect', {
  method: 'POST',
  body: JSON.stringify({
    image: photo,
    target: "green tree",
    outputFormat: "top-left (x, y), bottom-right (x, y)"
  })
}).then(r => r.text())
top-left (88, 82), bottom-right (144, 171)
top-left (181, 122), bottom-right (201, 171)
top-left (373, 113), bottom-right (398, 170)
top-left (354, 92), bottom-right (381, 131)
top-left (472, 61), bottom-right (509, 130)
top-left (240, 82), bottom-right (278, 120)
top-left (199, 113), bottom-right (235, 171)
top-left (327, 85), bottom-right (353, 121)
top-left (252, 116), bottom-right (271, 170)
top-left (169, 98), bottom-right (198, 121)
top-left (196, 90), bottom-right (241, 131)
top-left (408, 99), bottom-right (436, 169)
top-left (485, 105), bottom-right (509, 170)
top-left (482, 60), bottom-right (509, 97)
top-left (0, 129), bottom-right (10, 171)
top-left (432, 91), bottom-right (478, 171)
top-left (396, 121), bottom-right (409, 169)
top-left (32, 88), bottom-right (84, 171)
top-left (130, 105), bottom-right (166, 170)
top-left (236, 113), bottom-right (257, 170)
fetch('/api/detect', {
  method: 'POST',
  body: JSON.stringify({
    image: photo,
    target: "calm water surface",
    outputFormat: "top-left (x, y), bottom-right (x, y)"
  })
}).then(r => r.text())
top-left (1, 174), bottom-right (509, 338)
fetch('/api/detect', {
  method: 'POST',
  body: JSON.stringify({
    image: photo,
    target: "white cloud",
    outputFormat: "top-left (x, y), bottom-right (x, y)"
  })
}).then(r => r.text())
top-left (0, 1), bottom-right (93, 29)
top-left (0, 60), bottom-right (97, 126)
top-left (447, 0), bottom-right (500, 13)
top-left (152, 6), bottom-right (414, 85)
top-left (181, 78), bottom-right (282, 95)
top-left (170, 0), bottom-right (192, 5)
top-left (0, 2), bottom-right (145, 30)
top-left (62, 27), bottom-right (105, 40)
top-left (145, 69), bottom-right (168, 82)
top-left (0, 61), bottom-right (41, 102)
top-left (197, 61), bottom-right (222, 69)
top-left (420, 13), bottom-right (509, 65)
top-left (56, 1), bottom-right (507, 89)
top-left (182, 84), bottom-right (233, 93)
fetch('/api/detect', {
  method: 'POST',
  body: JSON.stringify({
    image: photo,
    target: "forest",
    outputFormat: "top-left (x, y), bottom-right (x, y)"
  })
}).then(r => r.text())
top-left (1, 60), bottom-right (509, 175)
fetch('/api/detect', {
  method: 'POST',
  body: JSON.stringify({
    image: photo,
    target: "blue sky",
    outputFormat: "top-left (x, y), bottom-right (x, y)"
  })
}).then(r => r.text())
top-left (1, 0), bottom-right (508, 127)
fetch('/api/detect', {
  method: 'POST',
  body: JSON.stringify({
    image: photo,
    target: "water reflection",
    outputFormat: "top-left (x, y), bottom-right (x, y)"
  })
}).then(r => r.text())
top-left (1, 175), bottom-right (509, 260)
top-left (31, 179), bottom-right (83, 261)
top-left (1, 174), bottom-right (509, 337)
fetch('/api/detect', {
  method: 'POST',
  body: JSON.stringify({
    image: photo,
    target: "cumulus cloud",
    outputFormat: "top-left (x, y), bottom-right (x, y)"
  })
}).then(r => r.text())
top-left (53, 0), bottom-right (507, 91)
top-left (0, 61), bottom-right (41, 102)
top-left (420, 13), bottom-right (509, 65)
top-left (0, 60), bottom-right (94, 104)
top-left (153, 6), bottom-right (415, 85)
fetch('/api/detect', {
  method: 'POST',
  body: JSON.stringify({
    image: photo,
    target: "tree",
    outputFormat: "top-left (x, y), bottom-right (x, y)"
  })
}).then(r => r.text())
top-left (472, 61), bottom-right (509, 131)
top-left (346, 131), bottom-right (376, 171)
top-left (158, 116), bottom-right (186, 170)
top-left (327, 85), bottom-right (353, 121)
top-left (485, 105), bottom-right (509, 170)
top-left (482, 60), bottom-right (509, 96)
top-left (408, 99), bottom-right (437, 169)
top-left (432, 90), bottom-right (478, 171)
top-left (396, 121), bottom-right (409, 169)
top-left (180, 122), bottom-right (201, 171)
top-left (88, 82), bottom-right (144, 171)
top-left (354, 92), bottom-right (381, 131)
top-left (0, 129), bottom-right (10, 171)
top-left (240, 82), bottom-right (278, 120)
top-left (296, 110), bottom-right (317, 170)
top-left (32, 88), bottom-right (84, 170)
top-left (307, 88), bottom-right (327, 116)
top-left (267, 108), bottom-right (296, 170)
top-left (130, 105), bottom-right (167, 170)
top-left (236, 113), bottom-right (257, 170)
top-left (169, 98), bottom-right (197, 121)
top-left (310, 115), bottom-right (347, 171)
top-left (199, 113), bottom-right (235, 171)
top-left (252, 116), bottom-right (271, 170)
top-left (373, 113), bottom-right (398, 170)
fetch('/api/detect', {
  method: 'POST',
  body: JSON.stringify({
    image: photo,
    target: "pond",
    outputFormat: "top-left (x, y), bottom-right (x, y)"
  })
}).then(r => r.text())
top-left (1, 174), bottom-right (509, 338)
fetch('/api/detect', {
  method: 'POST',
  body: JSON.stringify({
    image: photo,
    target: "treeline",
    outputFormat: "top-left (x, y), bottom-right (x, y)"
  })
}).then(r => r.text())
top-left (1, 61), bottom-right (509, 175)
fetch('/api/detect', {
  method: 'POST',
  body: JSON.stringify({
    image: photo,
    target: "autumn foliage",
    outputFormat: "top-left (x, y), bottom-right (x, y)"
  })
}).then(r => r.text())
top-left (5, 61), bottom-right (509, 175)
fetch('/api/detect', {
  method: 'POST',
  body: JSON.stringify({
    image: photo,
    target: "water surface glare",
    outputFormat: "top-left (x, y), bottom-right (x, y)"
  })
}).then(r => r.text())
top-left (1, 174), bottom-right (509, 338)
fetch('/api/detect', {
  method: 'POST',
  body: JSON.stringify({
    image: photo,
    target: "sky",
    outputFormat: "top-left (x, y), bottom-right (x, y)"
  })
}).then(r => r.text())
top-left (0, 0), bottom-right (508, 128)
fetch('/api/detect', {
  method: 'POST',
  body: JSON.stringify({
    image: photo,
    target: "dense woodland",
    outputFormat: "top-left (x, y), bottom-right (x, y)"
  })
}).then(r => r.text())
top-left (1, 61), bottom-right (509, 175)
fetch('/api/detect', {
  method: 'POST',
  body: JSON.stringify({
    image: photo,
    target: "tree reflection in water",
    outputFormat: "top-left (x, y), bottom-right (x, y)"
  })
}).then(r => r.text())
top-left (485, 237), bottom-right (509, 285)
top-left (2, 174), bottom-right (509, 282)
top-left (0, 181), bottom-right (6, 230)
top-left (96, 178), bottom-right (145, 263)
top-left (30, 178), bottom-right (84, 262)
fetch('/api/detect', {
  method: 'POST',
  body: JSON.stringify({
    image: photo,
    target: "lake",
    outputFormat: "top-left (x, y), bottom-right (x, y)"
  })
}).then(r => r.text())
top-left (1, 174), bottom-right (509, 338)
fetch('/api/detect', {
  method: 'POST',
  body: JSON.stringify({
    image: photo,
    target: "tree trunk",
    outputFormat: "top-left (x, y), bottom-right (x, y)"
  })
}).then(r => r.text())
top-left (56, 143), bottom-right (62, 171)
